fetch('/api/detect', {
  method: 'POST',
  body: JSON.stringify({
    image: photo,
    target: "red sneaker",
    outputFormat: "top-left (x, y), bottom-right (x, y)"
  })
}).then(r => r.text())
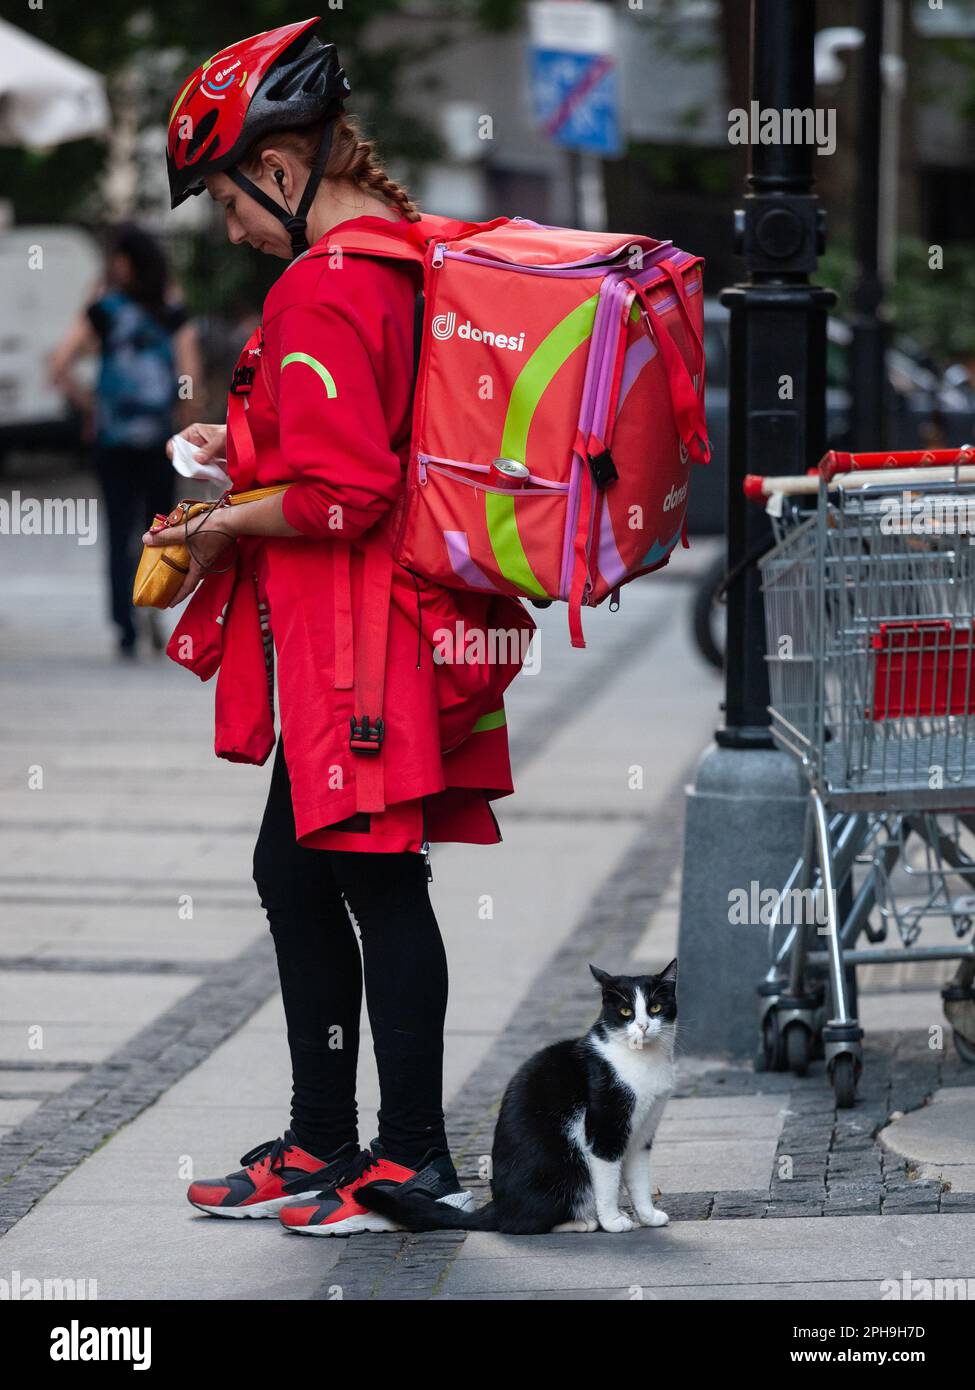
top-left (187, 1131), bottom-right (358, 1219)
top-left (278, 1139), bottom-right (475, 1236)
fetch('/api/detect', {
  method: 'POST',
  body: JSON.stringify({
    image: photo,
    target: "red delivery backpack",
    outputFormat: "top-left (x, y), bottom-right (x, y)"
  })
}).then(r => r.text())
top-left (324, 213), bottom-right (709, 647)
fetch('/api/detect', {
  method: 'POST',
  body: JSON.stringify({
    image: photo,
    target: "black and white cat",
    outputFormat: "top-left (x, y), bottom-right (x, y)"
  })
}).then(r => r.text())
top-left (358, 960), bottom-right (677, 1235)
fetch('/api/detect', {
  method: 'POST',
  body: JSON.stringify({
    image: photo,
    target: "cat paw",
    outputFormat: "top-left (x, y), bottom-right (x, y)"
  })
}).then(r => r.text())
top-left (551, 1218), bottom-right (599, 1233)
top-left (636, 1207), bottom-right (669, 1227)
top-left (598, 1211), bottom-right (636, 1233)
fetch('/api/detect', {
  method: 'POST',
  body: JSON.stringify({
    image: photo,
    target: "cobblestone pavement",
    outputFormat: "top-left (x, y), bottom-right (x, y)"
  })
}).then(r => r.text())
top-left (0, 938), bottom-right (276, 1234)
top-left (318, 807), bottom-right (975, 1300)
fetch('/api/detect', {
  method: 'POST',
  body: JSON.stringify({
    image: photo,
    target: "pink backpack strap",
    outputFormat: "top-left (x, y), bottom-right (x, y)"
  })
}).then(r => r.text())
top-left (567, 488), bottom-right (592, 649)
top-left (565, 325), bottom-right (630, 648)
top-left (628, 270), bottom-right (710, 464)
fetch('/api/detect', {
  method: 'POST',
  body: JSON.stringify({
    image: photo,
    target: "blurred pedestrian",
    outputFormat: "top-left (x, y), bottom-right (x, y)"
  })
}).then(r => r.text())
top-left (49, 222), bottom-right (202, 657)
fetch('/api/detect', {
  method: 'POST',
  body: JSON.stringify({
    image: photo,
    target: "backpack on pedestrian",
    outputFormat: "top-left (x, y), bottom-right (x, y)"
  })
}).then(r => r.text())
top-left (319, 214), bottom-right (709, 647)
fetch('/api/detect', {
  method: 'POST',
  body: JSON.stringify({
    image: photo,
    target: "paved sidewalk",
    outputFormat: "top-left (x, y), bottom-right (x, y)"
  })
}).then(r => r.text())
top-left (2, 469), bottom-right (975, 1301)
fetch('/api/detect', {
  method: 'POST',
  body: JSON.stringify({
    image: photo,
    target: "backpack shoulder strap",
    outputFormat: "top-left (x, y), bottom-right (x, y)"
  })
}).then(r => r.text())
top-left (410, 289), bottom-right (425, 409)
top-left (309, 213), bottom-right (513, 266)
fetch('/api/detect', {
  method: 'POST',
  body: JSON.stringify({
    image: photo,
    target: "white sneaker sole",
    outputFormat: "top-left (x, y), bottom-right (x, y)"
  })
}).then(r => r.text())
top-left (283, 1188), bottom-right (476, 1237)
top-left (189, 1194), bottom-right (295, 1219)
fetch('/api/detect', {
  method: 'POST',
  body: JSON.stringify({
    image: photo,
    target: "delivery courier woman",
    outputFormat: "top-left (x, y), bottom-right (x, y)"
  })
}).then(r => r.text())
top-left (145, 17), bottom-right (535, 1235)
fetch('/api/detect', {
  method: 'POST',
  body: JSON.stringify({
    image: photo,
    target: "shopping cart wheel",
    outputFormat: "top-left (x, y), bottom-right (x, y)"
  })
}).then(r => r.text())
top-left (953, 1031), bottom-right (975, 1066)
top-left (829, 1053), bottom-right (859, 1109)
top-left (758, 1013), bottom-right (787, 1072)
top-left (785, 1022), bottom-right (811, 1076)
top-left (814, 971), bottom-right (857, 1060)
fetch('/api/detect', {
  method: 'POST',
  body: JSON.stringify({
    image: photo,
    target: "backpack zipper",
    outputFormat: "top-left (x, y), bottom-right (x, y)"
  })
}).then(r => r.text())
top-left (420, 799), bottom-right (432, 881)
top-left (421, 461), bottom-right (564, 497)
top-left (435, 241), bottom-right (674, 275)
top-left (392, 244), bottom-right (444, 556)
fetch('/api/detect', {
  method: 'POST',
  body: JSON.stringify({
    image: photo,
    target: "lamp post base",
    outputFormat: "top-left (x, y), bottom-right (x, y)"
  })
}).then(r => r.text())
top-left (676, 741), bottom-right (808, 1058)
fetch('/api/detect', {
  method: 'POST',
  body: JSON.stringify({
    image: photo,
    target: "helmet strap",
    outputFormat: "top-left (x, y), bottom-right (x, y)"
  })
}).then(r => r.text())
top-left (227, 118), bottom-right (337, 260)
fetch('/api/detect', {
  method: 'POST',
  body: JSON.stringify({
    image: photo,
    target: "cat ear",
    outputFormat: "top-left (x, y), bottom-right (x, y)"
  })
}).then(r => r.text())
top-left (589, 964), bottom-right (613, 988)
top-left (657, 958), bottom-right (678, 985)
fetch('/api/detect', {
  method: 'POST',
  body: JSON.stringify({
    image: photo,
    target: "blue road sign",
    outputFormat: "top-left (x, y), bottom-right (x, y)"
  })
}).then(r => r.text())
top-left (529, 46), bottom-right (622, 157)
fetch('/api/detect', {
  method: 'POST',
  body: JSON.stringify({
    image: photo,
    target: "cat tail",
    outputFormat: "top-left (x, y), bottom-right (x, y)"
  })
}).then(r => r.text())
top-left (357, 1184), bottom-right (499, 1232)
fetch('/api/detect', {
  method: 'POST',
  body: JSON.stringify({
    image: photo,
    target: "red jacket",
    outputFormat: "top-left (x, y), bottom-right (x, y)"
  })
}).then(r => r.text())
top-left (167, 213), bottom-right (535, 848)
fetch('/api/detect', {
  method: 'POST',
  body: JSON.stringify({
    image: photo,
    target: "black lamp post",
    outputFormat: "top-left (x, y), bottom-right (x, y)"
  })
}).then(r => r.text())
top-left (718, 0), bottom-right (836, 748)
top-left (850, 0), bottom-right (887, 448)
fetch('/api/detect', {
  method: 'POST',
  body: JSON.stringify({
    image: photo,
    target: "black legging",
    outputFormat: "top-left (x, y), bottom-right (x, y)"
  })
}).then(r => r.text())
top-left (252, 737), bottom-right (450, 1168)
top-left (93, 443), bottom-right (174, 647)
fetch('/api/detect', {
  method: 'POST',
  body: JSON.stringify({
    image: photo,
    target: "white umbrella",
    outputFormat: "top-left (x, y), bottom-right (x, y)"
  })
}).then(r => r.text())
top-left (0, 18), bottom-right (109, 148)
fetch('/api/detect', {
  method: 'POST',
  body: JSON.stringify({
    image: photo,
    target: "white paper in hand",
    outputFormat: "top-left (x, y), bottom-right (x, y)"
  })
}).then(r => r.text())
top-left (169, 434), bottom-right (232, 489)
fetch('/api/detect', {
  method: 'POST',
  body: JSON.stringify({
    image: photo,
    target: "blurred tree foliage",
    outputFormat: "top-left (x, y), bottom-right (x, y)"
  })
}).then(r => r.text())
top-left (627, 142), bottom-right (733, 197)
top-left (817, 236), bottom-right (975, 364)
top-left (923, 35), bottom-right (975, 125)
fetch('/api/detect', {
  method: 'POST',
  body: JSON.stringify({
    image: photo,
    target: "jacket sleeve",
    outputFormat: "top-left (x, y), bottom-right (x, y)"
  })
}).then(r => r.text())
top-left (262, 295), bottom-right (405, 541)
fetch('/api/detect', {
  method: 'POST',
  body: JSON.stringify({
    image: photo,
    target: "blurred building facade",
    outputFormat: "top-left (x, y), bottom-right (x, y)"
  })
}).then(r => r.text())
top-left (369, 0), bottom-right (973, 297)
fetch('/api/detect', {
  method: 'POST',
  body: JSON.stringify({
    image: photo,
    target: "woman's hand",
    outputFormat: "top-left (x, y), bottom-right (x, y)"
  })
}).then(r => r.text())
top-left (142, 508), bottom-right (237, 608)
top-left (166, 422), bottom-right (227, 466)
top-left (141, 486), bottom-right (302, 608)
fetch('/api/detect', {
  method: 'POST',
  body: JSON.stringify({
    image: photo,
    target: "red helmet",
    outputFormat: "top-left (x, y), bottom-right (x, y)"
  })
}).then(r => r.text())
top-left (166, 17), bottom-right (350, 257)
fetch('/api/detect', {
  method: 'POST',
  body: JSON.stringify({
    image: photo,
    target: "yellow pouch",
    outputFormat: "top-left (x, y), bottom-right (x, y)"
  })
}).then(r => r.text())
top-left (132, 484), bottom-right (289, 608)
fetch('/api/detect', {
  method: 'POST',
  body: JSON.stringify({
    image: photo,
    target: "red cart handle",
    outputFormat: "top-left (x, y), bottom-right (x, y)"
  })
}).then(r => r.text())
top-left (745, 446), bottom-right (975, 502)
top-left (743, 473), bottom-right (821, 500)
top-left (819, 447), bottom-right (975, 481)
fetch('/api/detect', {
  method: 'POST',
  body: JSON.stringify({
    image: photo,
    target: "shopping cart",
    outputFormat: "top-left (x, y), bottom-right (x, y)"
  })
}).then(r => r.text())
top-left (744, 448), bottom-right (975, 1106)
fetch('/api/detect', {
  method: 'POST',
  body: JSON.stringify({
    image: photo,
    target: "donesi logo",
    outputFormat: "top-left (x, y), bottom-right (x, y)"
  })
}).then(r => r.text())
top-left (431, 313), bottom-right (526, 353)
top-left (662, 480), bottom-right (689, 512)
top-left (202, 57), bottom-right (242, 100)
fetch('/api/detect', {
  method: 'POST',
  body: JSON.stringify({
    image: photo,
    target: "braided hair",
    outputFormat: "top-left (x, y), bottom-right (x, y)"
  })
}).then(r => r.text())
top-left (238, 113), bottom-right (422, 223)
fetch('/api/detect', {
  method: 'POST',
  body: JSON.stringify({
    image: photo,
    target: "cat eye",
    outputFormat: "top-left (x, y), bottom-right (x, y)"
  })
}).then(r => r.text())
top-left (619, 1006), bottom-right (633, 1017)
top-left (650, 1003), bottom-right (663, 1014)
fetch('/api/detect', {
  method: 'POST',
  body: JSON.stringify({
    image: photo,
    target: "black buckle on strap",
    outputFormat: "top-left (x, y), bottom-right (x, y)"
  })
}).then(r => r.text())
top-left (350, 715), bottom-right (384, 752)
top-left (587, 448), bottom-right (618, 488)
top-left (231, 365), bottom-right (255, 395)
